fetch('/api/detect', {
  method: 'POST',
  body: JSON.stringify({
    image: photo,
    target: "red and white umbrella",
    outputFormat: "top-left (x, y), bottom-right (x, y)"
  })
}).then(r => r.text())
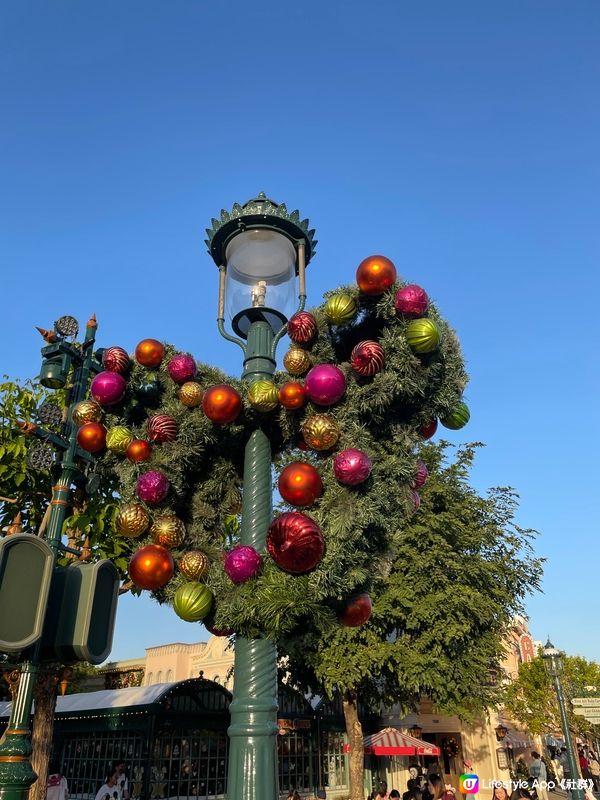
top-left (344, 727), bottom-right (441, 756)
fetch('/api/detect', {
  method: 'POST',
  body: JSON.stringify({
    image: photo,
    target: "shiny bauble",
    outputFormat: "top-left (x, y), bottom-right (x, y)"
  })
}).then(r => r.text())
top-left (394, 284), bottom-right (429, 318)
top-left (102, 346), bottom-right (130, 374)
top-left (288, 312), bottom-right (318, 344)
top-left (76, 422), bottom-right (107, 453)
top-left (350, 340), bottom-right (385, 377)
top-left (126, 438), bottom-right (153, 462)
top-left (267, 512), bottom-right (325, 574)
top-left (414, 459), bottom-right (428, 489)
top-left (135, 338), bottom-right (165, 368)
top-left (178, 550), bottom-right (210, 581)
top-left (333, 448), bottom-right (372, 486)
top-left (136, 379), bottom-right (161, 403)
top-left (324, 294), bottom-right (358, 326)
top-left (278, 462), bottom-right (323, 507)
top-left (72, 399), bottom-right (103, 426)
top-left (405, 318), bottom-right (441, 354)
top-left (204, 617), bottom-right (235, 637)
top-left (136, 470), bottom-right (169, 506)
top-left (278, 381), bottom-right (307, 410)
top-left (304, 364), bottom-right (346, 406)
top-left (302, 414), bottom-right (340, 452)
top-left (167, 354), bottom-right (197, 384)
top-left (173, 582), bottom-right (213, 622)
top-left (105, 425), bottom-right (133, 454)
top-left (151, 514), bottom-right (186, 548)
top-left (440, 400), bottom-right (470, 430)
top-left (283, 347), bottom-right (311, 376)
top-left (179, 382), bottom-right (203, 407)
top-left (224, 545), bottom-right (262, 584)
top-left (90, 371), bottom-right (127, 406)
top-left (147, 414), bottom-right (178, 443)
top-left (129, 544), bottom-right (174, 590)
top-left (420, 419), bottom-right (438, 439)
top-left (247, 380), bottom-right (279, 412)
top-left (356, 255), bottom-right (397, 296)
top-left (202, 384), bottom-right (242, 425)
top-left (115, 503), bottom-right (150, 538)
top-left (339, 593), bottom-right (373, 627)
top-left (410, 489), bottom-right (421, 513)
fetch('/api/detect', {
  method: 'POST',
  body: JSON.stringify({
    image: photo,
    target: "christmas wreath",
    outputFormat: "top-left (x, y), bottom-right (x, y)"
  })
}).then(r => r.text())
top-left (442, 738), bottom-right (460, 757)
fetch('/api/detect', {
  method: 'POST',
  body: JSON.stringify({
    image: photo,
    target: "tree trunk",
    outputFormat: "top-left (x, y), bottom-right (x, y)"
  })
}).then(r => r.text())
top-left (343, 689), bottom-right (365, 800)
top-left (30, 671), bottom-right (59, 800)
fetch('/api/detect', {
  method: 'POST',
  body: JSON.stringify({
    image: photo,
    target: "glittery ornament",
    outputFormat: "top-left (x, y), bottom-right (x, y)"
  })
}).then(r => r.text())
top-left (324, 294), bottom-right (358, 326)
top-left (76, 422), bottom-right (107, 453)
top-left (179, 550), bottom-right (210, 581)
top-left (288, 312), bottom-right (317, 344)
top-left (414, 459), bottom-right (428, 489)
top-left (135, 339), bottom-right (165, 368)
top-left (202, 384), bottom-right (242, 424)
top-left (224, 545), bottom-right (262, 584)
top-left (420, 419), bottom-right (438, 439)
top-left (405, 318), bottom-right (441, 354)
top-left (394, 284), bottom-right (429, 318)
top-left (129, 544), bottom-right (174, 590)
top-left (278, 381), bottom-right (307, 410)
top-left (102, 346), bottom-right (130, 374)
top-left (247, 380), bottom-right (279, 412)
top-left (356, 255), bottom-right (397, 296)
top-left (173, 582), bottom-right (213, 622)
top-left (350, 340), bottom-right (385, 377)
top-left (339, 593), bottom-right (372, 627)
top-left (305, 364), bottom-right (346, 405)
top-left (179, 382), bottom-right (203, 407)
top-left (333, 449), bottom-right (372, 486)
top-left (283, 347), bottom-right (311, 376)
top-left (126, 439), bottom-right (152, 462)
top-left (278, 462), bottom-right (323, 506)
top-left (267, 512), bottom-right (325, 574)
top-left (147, 414), bottom-right (178, 443)
top-left (105, 425), bottom-right (133, 454)
top-left (440, 400), bottom-right (470, 430)
top-left (115, 503), bottom-right (150, 538)
top-left (151, 514), bottom-right (186, 548)
top-left (136, 470), bottom-right (169, 506)
top-left (72, 399), bottom-right (103, 426)
top-left (302, 414), bottom-right (340, 452)
top-left (167, 354), bottom-right (197, 384)
top-left (90, 371), bottom-right (127, 406)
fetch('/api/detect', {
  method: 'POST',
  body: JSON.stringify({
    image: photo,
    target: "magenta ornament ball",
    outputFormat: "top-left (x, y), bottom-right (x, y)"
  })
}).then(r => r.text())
top-left (333, 448), bottom-right (372, 486)
top-left (224, 545), bottom-right (262, 584)
top-left (394, 284), bottom-right (429, 318)
top-left (410, 490), bottom-right (421, 514)
top-left (414, 460), bottom-right (428, 489)
top-left (90, 371), bottom-right (127, 406)
top-left (167, 354), bottom-right (197, 384)
top-left (136, 470), bottom-right (169, 506)
top-left (304, 364), bottom-right (346, 406)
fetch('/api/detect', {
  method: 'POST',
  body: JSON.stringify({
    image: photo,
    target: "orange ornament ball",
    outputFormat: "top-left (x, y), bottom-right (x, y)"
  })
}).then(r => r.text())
top-left (135, 338), bottom-right (165, 368)
top-left (76, 422), bottom-right (107, 453)
top-left (202, 384), bottom-right (242, 425)
top-left (278, 462), bottom-right (323, 507)
top-left (126, 439), bottom-right (152, 462)
top-left (129, 544), bottom-right (174, 590)
top-left (356, 255), bottom-right (397, 296)
top-left (278, 381), bottom-right (307, 410)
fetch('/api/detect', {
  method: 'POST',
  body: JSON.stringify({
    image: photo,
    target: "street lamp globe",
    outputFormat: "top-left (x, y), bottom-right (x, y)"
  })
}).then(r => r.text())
top-left (542, 638), bottom-right (563, 677)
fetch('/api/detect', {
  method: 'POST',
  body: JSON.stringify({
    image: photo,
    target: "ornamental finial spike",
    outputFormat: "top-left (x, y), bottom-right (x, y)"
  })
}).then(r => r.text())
top-left (87, 313), bottom-right (97, 328)
top-left (36, 326), bottom-right (58, 343)
top-left (6, 512), bottom-right (23, 536)
top-left (17, 420), bottom-right (38, 435)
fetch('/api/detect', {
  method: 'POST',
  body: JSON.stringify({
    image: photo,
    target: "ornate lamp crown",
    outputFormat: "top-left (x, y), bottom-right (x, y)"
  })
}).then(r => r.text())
top-left (205, 192), bottom-right (317, 269)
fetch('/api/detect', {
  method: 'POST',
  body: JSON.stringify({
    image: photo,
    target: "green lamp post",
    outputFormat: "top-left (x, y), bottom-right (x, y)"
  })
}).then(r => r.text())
top-left (205, 193), bottom-right (316, 800)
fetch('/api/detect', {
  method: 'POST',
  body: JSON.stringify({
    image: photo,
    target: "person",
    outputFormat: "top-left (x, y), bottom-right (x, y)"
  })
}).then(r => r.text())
top-left (529, 752), bottom-right (549, 800)
top-left (580, 749), bottom-right (591, 781)
top-left (511, 789), bottom-right (532, 800)
top-left (115, 762), bottom-right (129, 800)
top-left (427, 774), bottom-right (455, 800)
top-left (403, 780), bottom-right (418, 800)
top-left (390, 791), bottom-right (402, 799)
top-left (588, 752), bottom-right (600, 792)
top-left (95, 768), bottom-right (120, 800)
top-left (492, 785), bottom-right (509, 800)
top-left (47, 760), bottom-right (69, 800)
top-left (559, 747), bottom-right (572, 780)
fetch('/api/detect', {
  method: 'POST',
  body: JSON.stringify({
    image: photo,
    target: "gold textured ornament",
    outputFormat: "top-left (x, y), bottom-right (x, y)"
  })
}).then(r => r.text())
top-left (324, 294), bottom-right (358, 326)
top-left (151, 514), bottom-right (186, 548)
top-left (302, 414), bottom-right (340, 451)
top-left (179, 382), bottom-right (203, 407)
top-left (115, 503), bottom-right (150, 538)
top-left (72, 399), bottom-right (103, 426)
top-left (283, 347), bottom-right (311, 376)
top-left (247, 380), bottom-right (279, 412)
top-left (105, 425), bottom-right (134, 454)
top-left (179, 550), bottom-right (210, 581)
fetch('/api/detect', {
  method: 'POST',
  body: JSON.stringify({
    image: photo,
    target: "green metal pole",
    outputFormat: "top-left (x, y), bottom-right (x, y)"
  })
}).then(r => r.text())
top-left (554, 674), bottom-right (585, 800)
top-left (227, 319), bottom-right (279, 800)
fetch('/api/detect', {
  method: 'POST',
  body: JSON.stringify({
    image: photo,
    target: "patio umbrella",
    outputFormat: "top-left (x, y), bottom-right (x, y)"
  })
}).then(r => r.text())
top-left (343, 727), bottom-right (441, 756)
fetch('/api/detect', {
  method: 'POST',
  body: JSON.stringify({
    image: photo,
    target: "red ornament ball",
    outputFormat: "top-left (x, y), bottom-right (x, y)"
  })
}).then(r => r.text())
top-left (410, 490), bottom-right (421, 513)
top-left (333, 449), bottom-right (372, 486)
top-left (414, 459), bottom-right (428, 489)
top-left (288, 312), bottom-right (318, 344)
top-left (278, 381), bottom-right (307, 410)
top-left (126, 439), bottom-right (152, 462)
top-left (278, 463), bottom-right (323, 507)
top-left (267, 512), bottom-right (325, 574)
top-left (356, 255), bottom-right (397, 296)
top-left (102, 346), bottom-right (130, 374)
top-left (394, 284), bottom-right (429, 317)
top-left (135, 338), bottom-right (165, 368)
top-left (147, 414), bottom-right (178, 443)
top-left (420, 419), bottom-right (438, 439)
top-left (129, 544), bottom-right (174, 590)
top-left (76, 422), bottom-right (107, 453)
top-left (167, 354), bottom-right (197, 384)
top-left (202, 384), bottom-right (242, 425)
top-left (339, 593), bottom-right (373, 627)
top-left (350, 340), bottom-right (385, 377)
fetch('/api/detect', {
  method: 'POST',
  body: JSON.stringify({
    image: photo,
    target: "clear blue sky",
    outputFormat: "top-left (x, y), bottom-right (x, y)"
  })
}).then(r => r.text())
top-left (1, 1), bottom-right (599, 664)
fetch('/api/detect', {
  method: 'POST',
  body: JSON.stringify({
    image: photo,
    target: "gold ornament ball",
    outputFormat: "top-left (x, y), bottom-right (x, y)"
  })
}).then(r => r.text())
top-left (179, 550), bottom-right (210, 581)
top-left (151, 514), bottom-right (187, 548)
top-left (179, 382), bottom-right (203, 407)
top-left (105, 425), bottom-right (134, 454)
top-left (324, 294), bottom-right (358, 326)
top-left (302, 414), bottom-right (340, 451)
top-left (248, 380), bottom-right (279, 412)
top-left (72, 399), bottom-right (103, 426)
top-left (283, 347), bottom-right (311, 376)
top-left (115, 503), bottom-right (150, 538)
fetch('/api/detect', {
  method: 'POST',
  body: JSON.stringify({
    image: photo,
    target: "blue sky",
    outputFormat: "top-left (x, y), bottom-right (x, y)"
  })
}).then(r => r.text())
top-left (1, 1), bottom-right (599, 664)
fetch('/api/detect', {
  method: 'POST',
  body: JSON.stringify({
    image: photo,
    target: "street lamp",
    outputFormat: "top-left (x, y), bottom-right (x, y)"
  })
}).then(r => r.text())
top-left (206, 193), bottom-right (316, 800)
top-left (495, 724), bottom-right (509, 742)
top-left (409, 724), bottom-right (423, 739)
top-left (543, 638), bottom-right (584, 800)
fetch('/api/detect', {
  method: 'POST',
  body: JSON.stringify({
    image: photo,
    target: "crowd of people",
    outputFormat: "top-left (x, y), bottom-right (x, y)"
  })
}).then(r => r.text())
top-left (366, 772), bottom-right (457, 800)
top-left (46, 759), bottom-right (129, 800)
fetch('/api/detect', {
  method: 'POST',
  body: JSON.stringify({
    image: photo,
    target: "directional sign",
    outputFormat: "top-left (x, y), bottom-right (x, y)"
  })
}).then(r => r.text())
top-left (572, 698), bottom-right (600, 706)
top-left (574, 706), bottom-right (600, 716)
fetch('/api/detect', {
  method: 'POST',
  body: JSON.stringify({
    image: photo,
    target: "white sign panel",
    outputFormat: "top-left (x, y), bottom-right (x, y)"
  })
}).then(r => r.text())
top-left (572, 698), bottom-right (600, 707)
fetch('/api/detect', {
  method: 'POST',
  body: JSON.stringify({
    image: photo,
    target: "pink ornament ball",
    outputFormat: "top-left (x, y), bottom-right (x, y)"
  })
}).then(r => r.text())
top-left (394, 284), bottom-right (429, 318)
top-left (414, 459), bottom-right (428, 489)
top-left (90, 371), bottom-right (127, 406)
top-left (136, 470), bottom-right (169, 506)
top-left (224, 545), bottom-right (262, 584)
top-left (410, 490), bottom-right (421, 513)
top-left (304, 364), bottom-right (346, 406)
top-left (333, 449), bottom-right (372, 486)
top-left (167, 354), bottom-right (197, 384)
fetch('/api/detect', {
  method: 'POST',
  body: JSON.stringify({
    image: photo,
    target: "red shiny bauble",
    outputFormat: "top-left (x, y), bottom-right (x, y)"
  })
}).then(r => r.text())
top-left (126, 439), bottom-right (153, 462)
top-left (147, 414), bottom-right (178, 443)
top-left (202, 384), bottom-right (242, 425)
top-left (135, 338), bottom-right (165, 368)
top-left (129, 544), bottom-right (174, 590)
top-left (356, 255), bottom-right (397, 296)
top-left (102, 346), bottom-right (130, 374)
top-left (278, 381), bottom-right (307, 410)
top-left (76, 422), bottom-right (107, 453)
top-left (288, 312), bottom-right (318, 344)
top-left (278, 463), bottom-right (323, 507)
top-left (339, 593), bottom-right (373, 627)
top-left (420, 420), bottom-right (438, 439)
top-left (267, 512), bottom-right (325, 574)
top-left (394, 284), bottom-right (429, 318)
top-left (350, 340), bottom-right (385, 377)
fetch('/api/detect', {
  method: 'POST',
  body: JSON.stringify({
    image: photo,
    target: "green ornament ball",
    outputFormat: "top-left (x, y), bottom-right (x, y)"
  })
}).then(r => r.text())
top-left (173, 581), bottom-right (213, 622)
top-left (324, 294), bottom-right (358, 326)
top-left (440, 400), bottom-right (470, 430)
top-left (247, 380), bottom-right (279, 412)
top-left (405, 318), bottom-right (441, 354)
top-left (105, 425), bottom-right (134, 454)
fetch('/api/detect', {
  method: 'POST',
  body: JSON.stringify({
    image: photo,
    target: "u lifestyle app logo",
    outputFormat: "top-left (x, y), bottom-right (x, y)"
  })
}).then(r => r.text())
top-left (459, 774), bottom-right (479, 794)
